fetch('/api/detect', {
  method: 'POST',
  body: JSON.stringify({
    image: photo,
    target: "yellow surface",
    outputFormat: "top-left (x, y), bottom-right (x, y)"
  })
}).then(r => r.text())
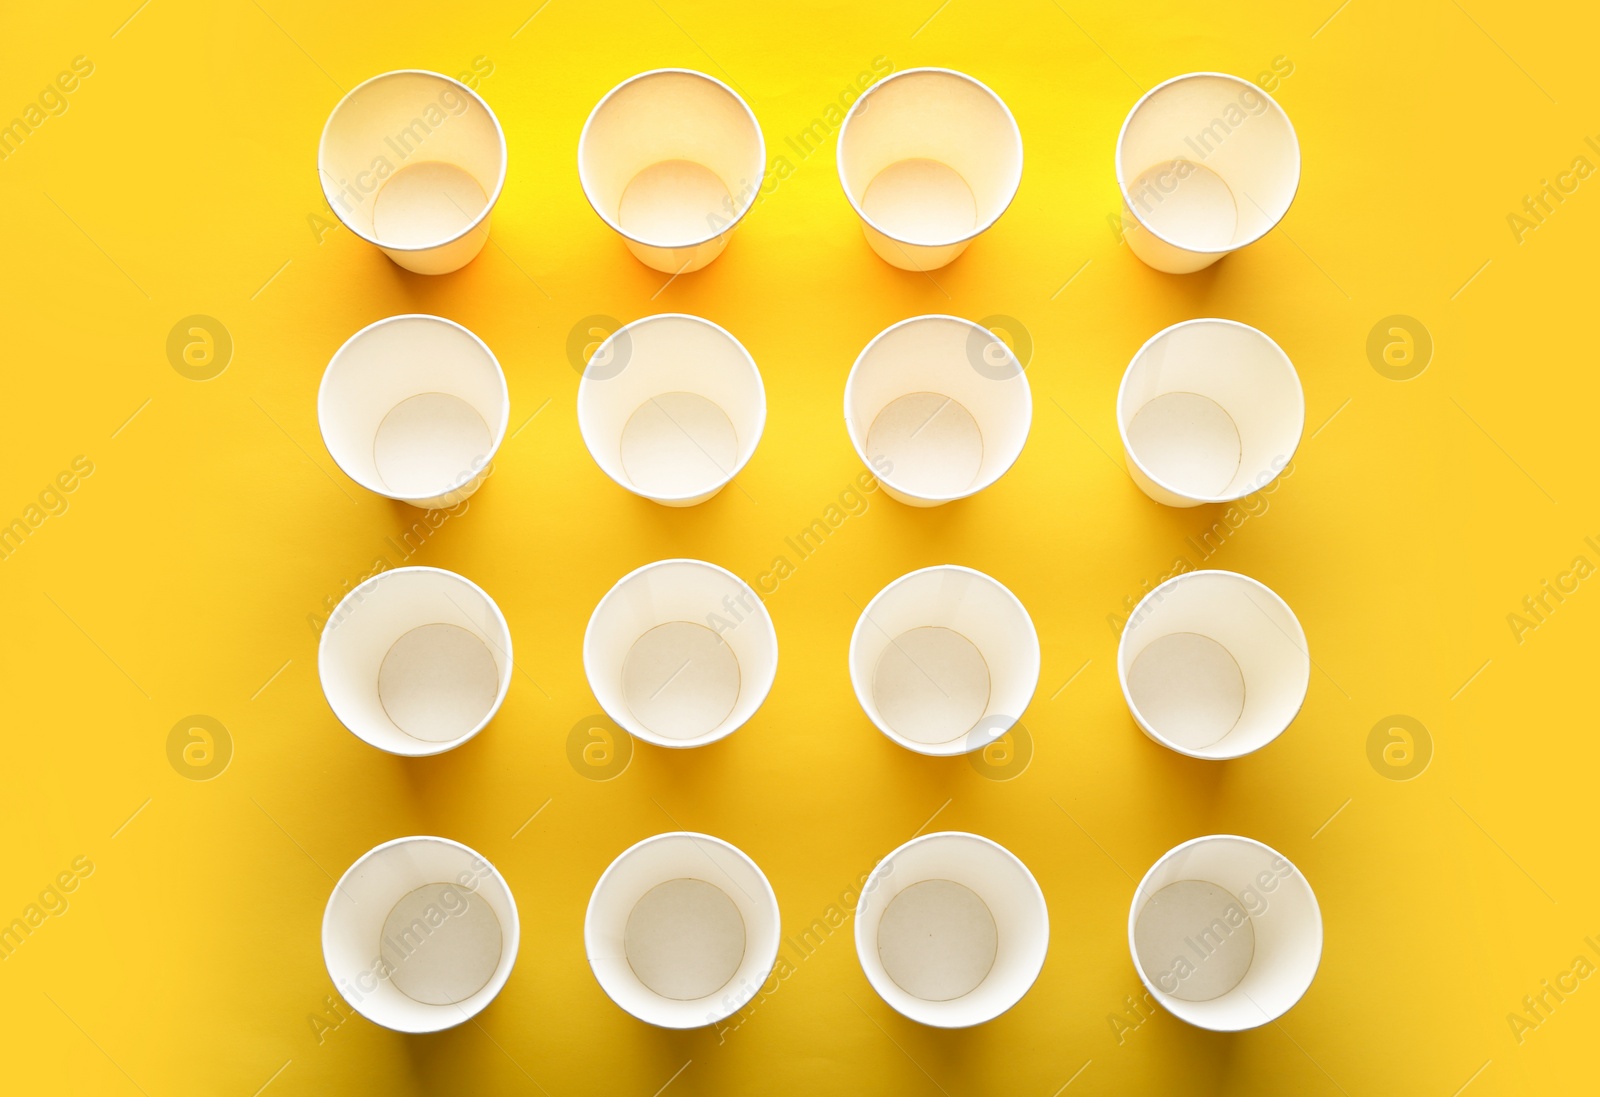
top-left (1, 1), bottom-right (1594, 1093)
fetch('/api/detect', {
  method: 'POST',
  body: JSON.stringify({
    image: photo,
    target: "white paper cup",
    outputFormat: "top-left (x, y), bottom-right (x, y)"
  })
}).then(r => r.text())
top-left (319, 70), bottom-right (507, 275)
top-left (1117, 570), bottom-right (1308, 760)
top-left (849, 566), bottom-right (1039, 756)
top-left (578, 69), bottom-right (764, 274)
top-left (1116, 318), bottom-right (1303, 507)
top-left (584, 559), bottom-right (777, 749)
top-left (1115, 72), bottom-right (1300, 274)
top-left (855, 832), bottom-right (1047, 1027)
top-left (1128, 835), bottom-right (1321, 1030)
top-left (844, 315), bottom-right (1031, 507)
top-left (586, 831), bottom-right (780, 1028)
top-left (323, 836), bottom-right (520, 1033)
top-left (577, 314), bottom-right (765, 506)
top-left (319, 314), bottom-right (509, 510)
top-left (837, 68), bottom-right (1023, 271)
top-left (319, 566), bottom-right (513, 756)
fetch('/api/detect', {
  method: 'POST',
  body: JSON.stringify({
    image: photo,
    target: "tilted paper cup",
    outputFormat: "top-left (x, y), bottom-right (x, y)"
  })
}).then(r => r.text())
top-left (583, 559), bottom-right (777, 749)
top-left (577, 314), bottom-right (765, 506)
top-left (1128, 834), bottom-right (1321, 1031)
top-left (578, 69), bottom-right (764, 274)
top-left (849, 566), bottom-right (1039, 757)
top-left (1117, 570), bottom-right (1308, 760)
top-left (323, 836), bottom-right (520, 1033)
top-left (585, 831), bottom-right (780, 1028)
top-left (844, 315), bottom-right (1032, 507)
top-left (319, 70), bottom-right (507, 275)
top-left (1115, 72), bottom-right (1300, 274)
top-left (837, 68), bottom-right (1023, 271)
top-left (1116, 318), bottom-right (1302, 507)
top-left (855, 831), bottom-right (1047, 1027)
top-left (319, 314), bottom-right (509, 509)
top-left (319, 566), bottom-right (513, 756)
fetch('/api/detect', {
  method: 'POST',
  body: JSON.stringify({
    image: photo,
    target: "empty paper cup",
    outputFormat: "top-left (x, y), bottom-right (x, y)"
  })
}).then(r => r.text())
top-left (578, 69), bottom-right (764, 274)
top-left (319, 315), bottom-right (509, 510)
top-left (1129, 835), bottom-right (1321, 1030)
top-left (319, 70), bottom-right (507, 275)
top-left (586, 831), bottom-right (780, 1028)
top-left (1115, 72), bottom-right (1300, 274)
top-left (319, 566), bottom-right (513, 756)
top-left (1118, 570), bottom-right (1308, 760)
top-left (1117, 318), bottom-right (1302, 507)
top-left (849, 566), bottom-right (1039, 756)
top-left (584, 559), bottom-right (777, 749)
top-left (577, 314), bottom-right (765, 506)
top-left (323, 836), bottom-right (519, 1033)
top-left (844, 315), bottom-right (1031, 506)
top-left (855, 832), bottom-right (1047, 1027)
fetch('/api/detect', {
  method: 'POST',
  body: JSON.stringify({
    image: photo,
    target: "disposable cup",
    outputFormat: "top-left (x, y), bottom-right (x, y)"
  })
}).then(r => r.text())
top-left (837, 68), bottom-right (1023, 271)
top-left (844, 315), bottom-right (1031, 506)
top-left (1128, 834), bottom-right (1321, 1030)
top-left (849, 566), bottom-right (1039, 756)
top-left (578, 69), bottom-right (764, 274)
top-left (585, 831), bottom-right (780, 1028)
top-left (1115, 72), bottom-right (1300, 274)
top-left (318, 70), bottom-right (507, 275)
top-left (583, 559), bottom-right (777, 749)
top-left (1116, 318), bottom-right (1302, 507)
top-left (577, 314), bottom-right (765, 506)
top-left (1117, 570), bottom-right (1308, 759)
top-left (319, 314), bottom-right (509, 509)
top-left (322, 835), bottom-right (519, 1033)
top-left (319, 566), bottom-right (513, 756)
top-left (855, 831), bottom-right (1047, 1027)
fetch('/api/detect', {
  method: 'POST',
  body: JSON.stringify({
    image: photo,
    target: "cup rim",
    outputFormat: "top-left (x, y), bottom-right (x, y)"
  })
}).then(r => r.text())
top-left (1114, 71), bottom-right (1301, 257)
top-left (317, 69), bottom-right (508, 254)
top-left (1126, 833), bottom-right (1322, 1031)
top-left (1115, 317), bottom-right (1303, 505)
top-left (1116, 568), bottom-right (1309, 760)
top-left (317, 313), bottom-right (511, 503)
top-left (835, 66), bottom-right (1024, 251)
top-left (576, 312), bottom-right (767, 504)
top-left (843, 314), bottom-right (1033, 504)
top-left (576, 68), bottom-right (767, 252)
top-left (317, 565), bottom-right (515, 756)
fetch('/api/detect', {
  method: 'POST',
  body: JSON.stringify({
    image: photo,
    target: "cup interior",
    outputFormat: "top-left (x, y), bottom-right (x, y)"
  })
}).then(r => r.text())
top-left (1118, 571), bottom-right (1308, 759)
top-left (320, 567), bottom-right (513, 755)
top-left (319, 71), bottom-right (505, 251)
top-left (839, 69), bottom-right (1022, 247)
top-left (1129, 836), bottom-right (1321, 1030)
top-left (1117, 73), bottom-right (1299, 253)
top-left (856, 832), bottom-right (1047, 1026)
top-left (1118, 320), bottom-right (1302, 503)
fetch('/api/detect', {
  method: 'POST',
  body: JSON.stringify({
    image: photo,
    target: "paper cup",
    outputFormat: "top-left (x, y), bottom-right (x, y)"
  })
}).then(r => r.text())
top-left (577, 314), bottom-right (765, 506)
top-left (323, 836), bottom-right (519, 1033)
top-left (844, 315), bottom-right (1032, 506)
top-left (849, 566), bottom-right (1039, 757)
top-left (585, 831), bottom-right (780, 1028)
top-left (584, 559), bottom-right (777, 749)
top-left (319, 314), bottom-right (509, 510)
top-left (578, 69), bottom-right (764, 274)
top-left (1117, 570), bottom-right (1308, 760)
top-left (319, 566), bottom-right (513, 756)
top-left (1115, 72), bottom-right (1300, 274)
top-left (855, 832), bottom-right (1047, 1027)
top-left (318, 70), bottom-right (507, 275)
top-left (1116, 318), bottom-right (1302, 507)
top-left (836, 68), bottom-right (1022, 272)
top-left (1129, 835), bottom-right (1321, 1030)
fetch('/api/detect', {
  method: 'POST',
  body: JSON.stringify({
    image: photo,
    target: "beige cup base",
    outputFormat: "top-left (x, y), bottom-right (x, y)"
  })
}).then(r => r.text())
top-left (1132, 879), bottom-right (1255, 1003)
top-left (1126, 631), bottom-right (1245, 752)
top-left (624, 878), bottom-right (746, 1001)
top-left (372, 162), bottom-right (490, 251)
top-left (1125, 391), bottom-right (1241, 498)
top-left (872, 626), bottom-right (990, 745)
top-left (378, 624), bottom-right (500, 743)
top-left (621, 621), bottom-right (741, 740)
top-left (867, 392), bottom-right (983, 498)
top-left (619, 160), bottom-right (731, 250)
top-left (372, 392), bottom-right (493, 499)
top-left (379, 882), bottom-right (505, 1006)
top-left (619, 392), bottom-right (738, 499)
top-left (862, 159), bottom-right (978, 246)
top-left (878, 879), bottom-right (998, 1002)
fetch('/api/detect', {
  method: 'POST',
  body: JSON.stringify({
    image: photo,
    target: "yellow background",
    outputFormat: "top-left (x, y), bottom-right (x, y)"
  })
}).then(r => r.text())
top-left (2, 0), bottom-right (1595, 1093)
